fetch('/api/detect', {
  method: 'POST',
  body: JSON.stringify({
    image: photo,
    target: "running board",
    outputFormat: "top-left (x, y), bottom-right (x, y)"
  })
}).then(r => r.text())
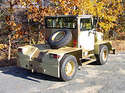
top-left (81, 59), bottom-right (96, 66)
top-left (82, 54), bottom-right (95, 59)
top-left (110, 48), bottom-right (115, 54)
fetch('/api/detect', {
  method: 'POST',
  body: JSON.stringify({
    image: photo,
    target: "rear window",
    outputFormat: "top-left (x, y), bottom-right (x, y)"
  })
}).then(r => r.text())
top-left (45, 17), bottom-right (77, 29)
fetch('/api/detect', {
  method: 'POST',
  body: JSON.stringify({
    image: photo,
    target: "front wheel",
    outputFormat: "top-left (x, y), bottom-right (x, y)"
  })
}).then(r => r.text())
top-left (60, 54), bottom-right (78, 81)
top-left (95, 45), bottom-right (109, 65)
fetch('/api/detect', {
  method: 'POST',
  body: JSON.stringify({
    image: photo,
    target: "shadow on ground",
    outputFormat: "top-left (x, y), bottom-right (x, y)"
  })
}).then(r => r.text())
top-left (0, 60), bottom-right (100, 83)
top-left (0, 55), bottom-right (104, 83)
top-left (81, 59), bottom-right (99, 65)
top-left (0, 66), bottom-right (60, 83)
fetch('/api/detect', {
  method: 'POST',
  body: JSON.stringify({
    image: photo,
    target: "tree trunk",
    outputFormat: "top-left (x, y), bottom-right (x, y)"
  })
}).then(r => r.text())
top-left (8, 35), bottom-right (11, 60)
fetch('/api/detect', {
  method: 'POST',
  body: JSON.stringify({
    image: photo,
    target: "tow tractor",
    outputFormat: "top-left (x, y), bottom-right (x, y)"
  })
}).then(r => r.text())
top-left (17, 15), bottom-right (115, 81)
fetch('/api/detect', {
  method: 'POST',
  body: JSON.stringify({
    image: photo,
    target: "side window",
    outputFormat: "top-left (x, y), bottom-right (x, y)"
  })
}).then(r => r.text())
top-left (80, 18), bottom-right (92, 31)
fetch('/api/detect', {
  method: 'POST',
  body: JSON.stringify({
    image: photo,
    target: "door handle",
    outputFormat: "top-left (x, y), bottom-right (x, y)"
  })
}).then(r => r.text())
top-left (88, 31), bottom-right (95, 36)
top-left (88, 31), bottom-right (92, 36)
top-left (89, 31), bottom-right (96, 34)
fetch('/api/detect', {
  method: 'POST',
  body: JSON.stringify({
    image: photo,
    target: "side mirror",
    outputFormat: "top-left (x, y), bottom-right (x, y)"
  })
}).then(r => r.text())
top-left (93, 17), bottom-right (97, 28)
top-left (92, 28), bottom-right (96, 31)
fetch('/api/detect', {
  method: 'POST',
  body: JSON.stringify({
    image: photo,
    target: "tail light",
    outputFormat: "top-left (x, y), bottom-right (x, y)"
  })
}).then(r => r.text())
top-left (18, 48), bottom-right (22, 52)
top-left (53, 54), bottom-right (60, 59)
top-left (73, 40), bottom-right (77, 47)
top-left (50, 54), bottom-right (60, 59)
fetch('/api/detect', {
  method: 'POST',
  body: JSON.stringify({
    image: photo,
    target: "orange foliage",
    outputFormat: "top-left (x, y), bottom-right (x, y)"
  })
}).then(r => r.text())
top-left (7, 0), bottom-right (124, 42)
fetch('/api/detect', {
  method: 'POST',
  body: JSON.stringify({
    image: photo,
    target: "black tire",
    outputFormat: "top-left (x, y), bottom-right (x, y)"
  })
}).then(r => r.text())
top-left (60, 54), bottom-right (78, 81)
top-left (95, 45), bottom-right (109, 65)
top-left (48, 30), bottom-right (72, 49)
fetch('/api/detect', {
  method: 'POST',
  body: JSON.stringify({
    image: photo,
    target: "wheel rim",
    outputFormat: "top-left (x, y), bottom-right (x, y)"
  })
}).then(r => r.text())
top-left (102, 49), bottom-right (108, 61)
top-left (52, 31), bottom-right (65, 42)
top-left (65, 61), bottom-right (75, 76)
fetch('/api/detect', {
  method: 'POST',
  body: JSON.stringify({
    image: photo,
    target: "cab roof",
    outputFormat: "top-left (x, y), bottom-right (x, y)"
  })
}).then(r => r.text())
top-left (45, 15), bottom-right (93, 19)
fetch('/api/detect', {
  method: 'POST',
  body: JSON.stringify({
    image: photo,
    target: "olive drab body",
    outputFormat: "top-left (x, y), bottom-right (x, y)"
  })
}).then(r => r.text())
top-left (17, 15), bottom-right (115, 81)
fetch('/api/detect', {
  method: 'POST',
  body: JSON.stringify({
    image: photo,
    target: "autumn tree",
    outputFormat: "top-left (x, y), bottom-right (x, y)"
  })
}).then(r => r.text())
top-left (52, 0), bottom-right (123, 32)
top-left (8, 0), bottom-right (124, 41)
top-left (0, 0), bottom-right (122, 58)
top-left (5, 0), bottom-right (56, 44)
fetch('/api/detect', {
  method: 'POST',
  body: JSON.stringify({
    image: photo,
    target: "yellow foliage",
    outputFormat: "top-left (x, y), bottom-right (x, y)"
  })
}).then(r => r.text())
top-left (15, 0), bottom-right (124, 33)
top-left (51, 0), bottom-right (123, 32)
top-left (0, 44), bottom-right (7, 49)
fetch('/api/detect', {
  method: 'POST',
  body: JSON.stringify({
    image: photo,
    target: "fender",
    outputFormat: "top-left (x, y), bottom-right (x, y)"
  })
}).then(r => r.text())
top-left (94, 41), bottom-right (112, 54)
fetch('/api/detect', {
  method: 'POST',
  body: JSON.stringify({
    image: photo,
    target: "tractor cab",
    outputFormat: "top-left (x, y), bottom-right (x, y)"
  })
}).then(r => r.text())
top-left (45, 15), bottom-right (99, 51)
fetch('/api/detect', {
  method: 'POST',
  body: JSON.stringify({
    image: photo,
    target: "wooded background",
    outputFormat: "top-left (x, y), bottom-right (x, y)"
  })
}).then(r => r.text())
top-left (0, 0), bottom-right (125, 59)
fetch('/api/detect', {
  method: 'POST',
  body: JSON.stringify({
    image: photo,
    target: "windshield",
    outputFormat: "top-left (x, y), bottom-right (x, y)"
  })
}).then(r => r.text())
top-left (45, 17), bottom-right (77, 29)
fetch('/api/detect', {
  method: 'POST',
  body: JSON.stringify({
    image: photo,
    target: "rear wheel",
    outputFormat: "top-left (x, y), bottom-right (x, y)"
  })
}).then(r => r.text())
top-left (60, 54), bottom-right (78, 81)
top-left (95, 45), bottom-right (109, 65)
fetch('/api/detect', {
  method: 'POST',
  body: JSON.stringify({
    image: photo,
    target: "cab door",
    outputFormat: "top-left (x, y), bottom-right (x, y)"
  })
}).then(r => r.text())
top-left (78, 18), bottom-right (95, 51)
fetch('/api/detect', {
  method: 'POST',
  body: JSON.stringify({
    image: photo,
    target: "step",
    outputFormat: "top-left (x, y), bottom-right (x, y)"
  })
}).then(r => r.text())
top-left (82, 54), bottom-right (95, 59)
top-left (110, 48), bottom-right (115, 54)
top-left (81, 59), bottom-right (96, 66)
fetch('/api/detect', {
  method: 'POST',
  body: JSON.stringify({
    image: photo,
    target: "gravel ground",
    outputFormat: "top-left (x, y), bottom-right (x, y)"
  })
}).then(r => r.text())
top-left (0, 54), bottom-right (125, 93)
